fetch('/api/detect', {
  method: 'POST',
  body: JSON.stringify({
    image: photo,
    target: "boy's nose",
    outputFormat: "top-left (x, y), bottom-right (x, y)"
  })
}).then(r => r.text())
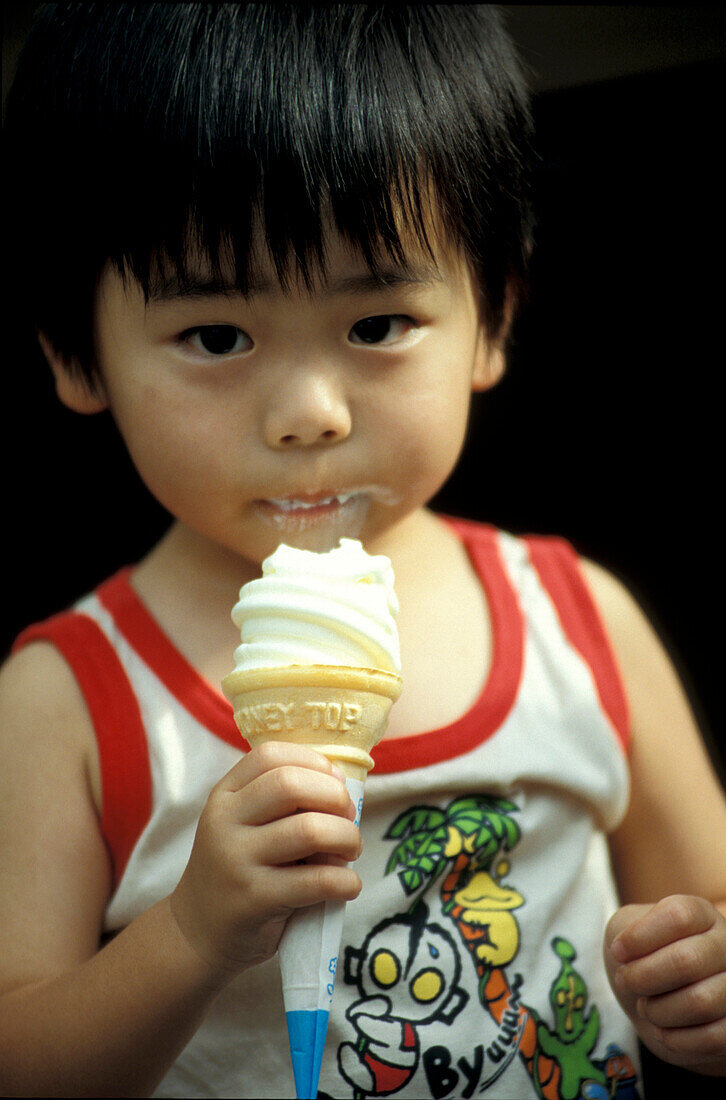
top-left (264, 374), bottom-right (352, 449)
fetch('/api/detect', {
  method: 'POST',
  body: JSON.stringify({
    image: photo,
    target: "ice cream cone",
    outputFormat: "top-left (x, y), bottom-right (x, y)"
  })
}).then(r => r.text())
top-left (222, 664), bottom-right (402, 780)
top-left (222, 662), bottom-right (402, 1098)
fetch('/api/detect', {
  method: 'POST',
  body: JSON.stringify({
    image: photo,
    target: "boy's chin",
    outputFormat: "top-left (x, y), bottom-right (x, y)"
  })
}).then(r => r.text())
top-left (275, 529), bottom-right (352, 553)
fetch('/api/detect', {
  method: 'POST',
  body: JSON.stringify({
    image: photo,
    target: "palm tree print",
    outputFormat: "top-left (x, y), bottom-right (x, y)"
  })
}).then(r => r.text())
top-left (384, 796), bottom-right (562, 1098)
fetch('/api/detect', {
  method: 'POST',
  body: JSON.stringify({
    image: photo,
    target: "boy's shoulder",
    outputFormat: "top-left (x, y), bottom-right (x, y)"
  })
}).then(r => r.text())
top-left (576, 556), bottom-right (671, 692)
top-left (445, 513), bottom-right (639, 603)
top-left (442, 513), bottom-right (658, 699)
top-left (1, 635), bottom-right (90, 723)
top-left (0, 641), bottom-right (111, 991)
top-left (0, 635), bottom-right (102, 813)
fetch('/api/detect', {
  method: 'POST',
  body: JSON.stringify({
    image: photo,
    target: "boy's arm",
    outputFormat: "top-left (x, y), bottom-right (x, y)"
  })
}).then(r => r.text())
top-left (0, 642), bottom-right (226, 1095)
top-left (580, 560), bottom-right (726, 1076)
top-left (0, 642), bottom-right (362, 1095)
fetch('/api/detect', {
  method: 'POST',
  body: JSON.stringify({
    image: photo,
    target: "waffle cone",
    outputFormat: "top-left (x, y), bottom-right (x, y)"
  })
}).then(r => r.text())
top-left (222, 665), bottom-right (402, 780)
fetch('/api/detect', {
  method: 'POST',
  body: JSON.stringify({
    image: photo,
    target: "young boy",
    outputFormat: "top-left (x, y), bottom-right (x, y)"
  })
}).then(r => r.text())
top-left (2, 5), bottom-right (725, 1097)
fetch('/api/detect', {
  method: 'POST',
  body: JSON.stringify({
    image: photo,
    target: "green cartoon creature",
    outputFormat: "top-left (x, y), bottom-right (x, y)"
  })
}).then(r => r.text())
top-left (535, 938), bottom-right (606, 1100)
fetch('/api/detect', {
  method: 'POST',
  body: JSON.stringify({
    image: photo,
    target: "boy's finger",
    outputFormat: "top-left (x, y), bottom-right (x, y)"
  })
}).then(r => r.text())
top-left (617, 928), bottom-right (726, 997)
top-left (604, 903), bottom-right (651, 962)
top-left (654, 1013), bottom-right (726, 1066)
top-left (640, 971), bottom-right (726, 1029)
top-left (235, 765), bottom-right (356, 827)
top-left (609, 896), bottom-right (717, 962)
top-left (258, 812), bottom-right (363, 866)
top-left (281, 862), bottom-right (363, 910)
top-left (217, 740), bottom-right (346, 792)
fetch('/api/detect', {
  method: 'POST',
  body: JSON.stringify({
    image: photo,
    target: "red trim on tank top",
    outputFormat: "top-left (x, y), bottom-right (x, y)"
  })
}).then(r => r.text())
top-left (95, 520), bottom-right (525, 773)
top-left (96, 570), bottom-right (245, 752)
top-left (12, 613), bottom-right (152, 887)
top-left (371, 519), bottom-right (524, 773)
top-left (524, 535), bottom-right (631, 753)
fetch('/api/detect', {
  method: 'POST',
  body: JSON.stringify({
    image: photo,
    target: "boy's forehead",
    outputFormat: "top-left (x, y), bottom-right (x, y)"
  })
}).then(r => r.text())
top-left (146, 231), bottom-right (467, 304)
top-left (151, 257), bottom-right (445, 303)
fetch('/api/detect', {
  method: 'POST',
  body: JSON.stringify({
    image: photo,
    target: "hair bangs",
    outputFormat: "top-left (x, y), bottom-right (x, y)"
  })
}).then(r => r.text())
top-left (6, 4), bottom-right (533, 373)
top-left (111, 5), bottom-right (456, 301)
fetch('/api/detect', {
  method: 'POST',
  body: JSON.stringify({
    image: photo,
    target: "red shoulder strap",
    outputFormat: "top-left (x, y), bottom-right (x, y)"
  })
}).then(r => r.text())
top-left (372, 518), bottom-right (524, 772)
top-left (13, 612), bottom-right (153, 888)
top-left (524, 536), bottom-right (631, 753)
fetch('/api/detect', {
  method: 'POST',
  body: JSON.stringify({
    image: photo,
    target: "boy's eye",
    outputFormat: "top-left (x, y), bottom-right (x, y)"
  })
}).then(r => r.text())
top-left (182, 325), bottom-right (252, 356)
top-left (349, 315), bottom-right (413, 345)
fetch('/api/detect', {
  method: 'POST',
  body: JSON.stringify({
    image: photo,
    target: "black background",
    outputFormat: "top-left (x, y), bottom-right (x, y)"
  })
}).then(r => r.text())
top-left (3, 7), bottom-right (725, 1096)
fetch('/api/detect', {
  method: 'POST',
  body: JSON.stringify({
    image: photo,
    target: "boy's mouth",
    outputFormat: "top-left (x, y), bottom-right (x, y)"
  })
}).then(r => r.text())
top-left (254, 491), bottom-right (361, 524)
top-left (253, 487), bottom-right (402, 549)
top-left (253, 487), bottom-right (401, 534)
top-left (260, 491), bottom-right (356, 514)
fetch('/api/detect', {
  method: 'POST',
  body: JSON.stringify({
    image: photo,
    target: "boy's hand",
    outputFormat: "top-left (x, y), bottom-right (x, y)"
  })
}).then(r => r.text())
top-left (604, 896), bottom-right (726, 1076)
top-left (169, 742), bottom-right (362, 981)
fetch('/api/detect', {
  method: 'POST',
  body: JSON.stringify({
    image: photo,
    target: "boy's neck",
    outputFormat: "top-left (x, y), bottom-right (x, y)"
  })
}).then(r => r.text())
top-left (137, 521), bottom-right (261, 599)
top-left (129, 509), bottom-right (454, 669)
top-left (129, 509), bottom-right (490, 731)
top-left (137, 508), bottom-right (445, 595)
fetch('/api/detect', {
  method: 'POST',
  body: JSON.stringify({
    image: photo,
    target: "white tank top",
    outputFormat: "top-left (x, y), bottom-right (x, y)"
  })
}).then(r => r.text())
top-left (15, 519), bottom-right (642, 1099)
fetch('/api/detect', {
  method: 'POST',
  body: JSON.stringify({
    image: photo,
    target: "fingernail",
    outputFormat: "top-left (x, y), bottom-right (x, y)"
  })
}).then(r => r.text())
top-left (331, 764), bottom-right (346, 782)
top-left (611, 937), bottom-right (627, 963)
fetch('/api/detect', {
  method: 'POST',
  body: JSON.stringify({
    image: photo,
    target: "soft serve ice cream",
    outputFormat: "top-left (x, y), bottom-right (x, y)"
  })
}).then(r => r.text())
top-left (229, 538), bottom-right (401, 676)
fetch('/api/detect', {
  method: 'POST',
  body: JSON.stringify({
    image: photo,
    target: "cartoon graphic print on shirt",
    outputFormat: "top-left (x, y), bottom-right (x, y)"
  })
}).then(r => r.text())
top-left (339, 903), bottom-right (469, 1096)
top-left (335, 796), bottom-right (641, 1099)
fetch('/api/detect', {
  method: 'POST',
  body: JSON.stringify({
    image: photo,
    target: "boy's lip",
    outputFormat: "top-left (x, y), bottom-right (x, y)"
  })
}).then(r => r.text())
top-left (259, 490), bottom-right (356, 509)
top-left (253, 486), bottom-right (399, 524)
top-left (253, 490), bottom-right (361, 522)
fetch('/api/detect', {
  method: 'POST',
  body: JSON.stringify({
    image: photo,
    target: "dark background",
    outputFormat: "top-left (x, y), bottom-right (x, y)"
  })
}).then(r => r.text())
top-left (3, 7), bottom-right (725, 1095)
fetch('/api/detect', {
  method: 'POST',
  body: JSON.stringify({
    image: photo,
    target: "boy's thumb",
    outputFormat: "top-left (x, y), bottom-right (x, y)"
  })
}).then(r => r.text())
top-left (602, 904), bottom-right (651, 1019)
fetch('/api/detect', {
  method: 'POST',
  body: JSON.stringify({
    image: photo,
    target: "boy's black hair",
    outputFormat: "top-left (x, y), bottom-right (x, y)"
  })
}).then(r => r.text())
top-left (5, 3), bottom-right (534, 380)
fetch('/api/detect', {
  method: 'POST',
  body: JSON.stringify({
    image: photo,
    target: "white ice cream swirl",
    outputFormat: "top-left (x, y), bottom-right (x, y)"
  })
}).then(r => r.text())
top-left (230, 538), bottom-right (401, 674)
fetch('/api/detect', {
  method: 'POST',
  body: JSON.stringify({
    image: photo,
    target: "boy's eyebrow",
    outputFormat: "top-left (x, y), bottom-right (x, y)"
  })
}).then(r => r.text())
top-left (148, 263), bottom-right (444, 303)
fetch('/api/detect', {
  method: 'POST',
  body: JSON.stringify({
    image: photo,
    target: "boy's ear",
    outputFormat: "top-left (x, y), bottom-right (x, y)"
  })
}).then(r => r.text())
top-left (471, 285), bottom-right (516, 392)
top-left (37, 331), bottom-right (108, 414)
top-left (471, 325), bottom-right (506, 393)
